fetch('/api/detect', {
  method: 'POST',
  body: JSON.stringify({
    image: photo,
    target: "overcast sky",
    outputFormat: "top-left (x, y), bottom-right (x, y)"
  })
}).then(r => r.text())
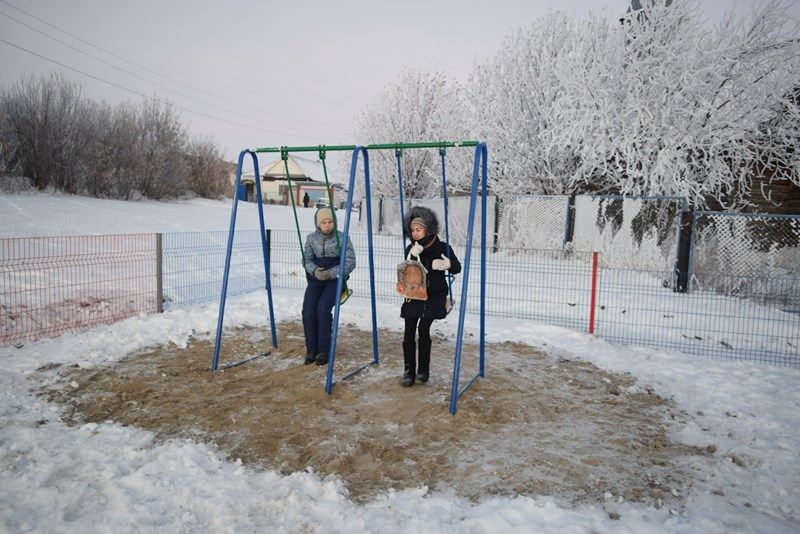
top-left (1, 0), bottom-right (798, 163)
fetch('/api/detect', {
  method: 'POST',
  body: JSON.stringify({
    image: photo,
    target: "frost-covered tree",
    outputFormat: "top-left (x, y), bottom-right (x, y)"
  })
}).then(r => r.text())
top-left (0, 72), bottom-right (233, 200)
top-left (467, 0), bottom-right (800, 209)
top-left (184, 137), bottom-right (230, 199)
top-left (354, 69), bottom-right (472, 199)
top-left (467, 11), bottom-right (615, 196)
top-left (82, 102), bottom-right (142, 199)
top-left (580, 0), bottom-right (800, 209)
top-left (133, 100), bottom-right (187, 200)
top-left (0, 108), bottom-right (17, 178)
top-left (755, 84), bottom-right (800, 197)
top-left (0, 73), bottom-right (91, 192)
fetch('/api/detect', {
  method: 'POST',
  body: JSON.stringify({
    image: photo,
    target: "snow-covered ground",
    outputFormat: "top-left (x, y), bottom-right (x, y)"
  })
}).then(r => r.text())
top-left (1, 191), bottom-right (799, 532)
top-left (0, 190), bottom-right (314, 236)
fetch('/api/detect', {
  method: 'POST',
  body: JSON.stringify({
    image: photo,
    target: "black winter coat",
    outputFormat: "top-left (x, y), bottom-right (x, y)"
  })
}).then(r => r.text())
top-left (400, 235), bottom-right (461, 320)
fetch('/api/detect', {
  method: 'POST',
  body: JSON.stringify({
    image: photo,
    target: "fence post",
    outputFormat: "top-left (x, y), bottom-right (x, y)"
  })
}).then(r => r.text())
top-left (493, 196), bottom-right (500, 253)
top-left (378, 196), bottom-right (383, 234)
top-left (563, 194), bottom-right (576, 248)
top-left (155, 233), bottom-right (163, 313)
top-left (674, 208), bottom-right (694, 293)
top-left (265, 229), bottom-right (272, 281)
top-left (588, 251), bottom-right (598, 334)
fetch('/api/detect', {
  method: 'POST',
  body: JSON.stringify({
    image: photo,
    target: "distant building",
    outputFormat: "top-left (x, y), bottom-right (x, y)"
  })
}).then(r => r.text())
top-left (235, 154), bottom-right (345, 207)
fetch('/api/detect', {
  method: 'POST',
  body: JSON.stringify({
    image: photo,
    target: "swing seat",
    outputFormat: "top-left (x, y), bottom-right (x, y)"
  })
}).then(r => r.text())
top-left (445, 273), bottom-right (455, 315)
top-left (340, 286), bottom-right (353, 305)
top-left (339, 277), bottom-right (353, 305)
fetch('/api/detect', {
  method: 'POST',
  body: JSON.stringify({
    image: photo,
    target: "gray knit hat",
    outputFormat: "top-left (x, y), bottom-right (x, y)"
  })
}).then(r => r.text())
top-left (315, 207), bottom-right (333, 228)
top-left (410, 217), bottom-right (427, 230)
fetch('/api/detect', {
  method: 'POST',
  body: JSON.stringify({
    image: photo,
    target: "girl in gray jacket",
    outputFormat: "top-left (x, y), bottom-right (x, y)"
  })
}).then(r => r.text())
top-left (302, 207), bottom-right (356, 365)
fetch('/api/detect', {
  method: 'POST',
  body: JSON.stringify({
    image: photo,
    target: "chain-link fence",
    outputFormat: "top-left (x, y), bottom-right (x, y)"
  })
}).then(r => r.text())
top-left (3, 206), bottom-right (798, 364)
top-left (689, 212), bottom-right (800, 306)
top-left (368, 195), bottom-right (684, 272)
top-left (571, 196), bottom-right (684, 272)
top-left (496, 195), bottom-right (569, 251)
top-left (356, 196), bottom-right (496, 248)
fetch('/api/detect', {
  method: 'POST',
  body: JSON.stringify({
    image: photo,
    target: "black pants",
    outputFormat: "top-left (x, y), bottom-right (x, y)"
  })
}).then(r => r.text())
top-left (403, 317), bottom-right (434, 376)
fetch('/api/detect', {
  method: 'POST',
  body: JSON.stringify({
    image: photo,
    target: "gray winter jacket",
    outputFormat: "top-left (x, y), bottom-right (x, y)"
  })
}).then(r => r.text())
top-left (303, 229), bottom-right (356, 280)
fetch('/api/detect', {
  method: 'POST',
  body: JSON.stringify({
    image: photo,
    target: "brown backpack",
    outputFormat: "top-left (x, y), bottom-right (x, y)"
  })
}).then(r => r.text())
top-left (396, 252), bottom-right (428, 301)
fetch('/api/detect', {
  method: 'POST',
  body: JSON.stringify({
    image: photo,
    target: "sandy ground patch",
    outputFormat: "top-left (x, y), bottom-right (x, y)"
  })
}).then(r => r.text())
top-left (38, 320), bottom-right (709, 507)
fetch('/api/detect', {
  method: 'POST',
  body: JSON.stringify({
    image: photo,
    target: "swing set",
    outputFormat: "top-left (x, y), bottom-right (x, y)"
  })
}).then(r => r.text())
top-left (211, 141), bottom-right (489, 415)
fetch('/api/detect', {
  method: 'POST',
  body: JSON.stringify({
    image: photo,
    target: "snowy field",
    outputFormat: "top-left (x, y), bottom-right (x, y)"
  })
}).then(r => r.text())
top-left (1, 191), bottom-right (800, 532)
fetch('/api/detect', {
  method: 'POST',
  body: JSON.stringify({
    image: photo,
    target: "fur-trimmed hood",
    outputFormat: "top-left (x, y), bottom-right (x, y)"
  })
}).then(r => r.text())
top-left (403, 206), bottom-right (440, 238)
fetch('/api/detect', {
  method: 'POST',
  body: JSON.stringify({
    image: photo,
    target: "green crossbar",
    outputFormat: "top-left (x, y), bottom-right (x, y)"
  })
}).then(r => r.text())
top-left (253, 141), bottom-right (479, 154)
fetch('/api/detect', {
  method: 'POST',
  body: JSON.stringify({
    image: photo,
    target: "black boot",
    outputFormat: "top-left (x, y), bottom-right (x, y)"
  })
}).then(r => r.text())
top-left (402, 340), bottom-right (416, 387)
top-left (304, 353), bottom-right (316, 365)
top-left (416, 337), bottom-right (431, 383)
top-left (402, 369), bottom-right (415, 387)
top-left (315, 352), bottom-right (329, 366)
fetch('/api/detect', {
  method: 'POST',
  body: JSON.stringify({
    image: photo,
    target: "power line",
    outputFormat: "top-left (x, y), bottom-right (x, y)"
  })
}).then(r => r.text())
top-left (0, 37), bottom-right (348, 141)
top-left (0, 9), bottom-right (350, 138)
top-left (0, 0), bottom-right (352, 130)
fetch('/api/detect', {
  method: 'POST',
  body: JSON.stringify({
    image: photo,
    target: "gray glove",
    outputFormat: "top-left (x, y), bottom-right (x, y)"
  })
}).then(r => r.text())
top-left (313, 267), bottom-right (330, 281)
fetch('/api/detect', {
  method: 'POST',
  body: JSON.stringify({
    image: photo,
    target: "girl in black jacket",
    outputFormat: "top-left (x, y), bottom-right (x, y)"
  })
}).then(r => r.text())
top-left (400, 206), bottom-right (461, 387)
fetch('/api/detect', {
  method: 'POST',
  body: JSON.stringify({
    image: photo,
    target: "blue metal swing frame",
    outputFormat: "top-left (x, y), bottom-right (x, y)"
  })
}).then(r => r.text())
top-left (212, 143), bottom-right (488, 415)
top-left (326, 143), bottom-right (489, 414)
top-left (211, 149), bottom-right (277, 371)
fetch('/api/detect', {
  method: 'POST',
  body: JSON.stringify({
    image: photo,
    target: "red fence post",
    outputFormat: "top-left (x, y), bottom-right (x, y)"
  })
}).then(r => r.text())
top-left (589, 251), bottom-right (598, 335)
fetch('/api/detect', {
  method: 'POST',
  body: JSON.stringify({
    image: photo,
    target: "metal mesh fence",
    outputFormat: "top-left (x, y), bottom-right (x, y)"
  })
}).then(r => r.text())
top-left (266, 231), bottom-right (593, 333)
top-left (160, 230), bottom-right (427, 310)
top-left (266, 232), bottom-right (799, 365)
top-left (467, 247), bottom-right (595, 332)
top-left (1, 234), bottom-right (157, 347)
top-left (596, 264), bottom-right (800, 366)
top-left (571, 196), bottom-right (683, 272)
top-left (161, 230), bottom-right (270, 309)
top-left (361, 196), bottom-right (497, 247)
top-left (690, 213), bottom-right (800, 304)
top-left (3, 216), bottom-right (798, 365)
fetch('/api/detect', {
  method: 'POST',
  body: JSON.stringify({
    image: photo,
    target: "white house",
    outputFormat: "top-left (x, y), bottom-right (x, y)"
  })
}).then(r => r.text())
top-left (236, 154), bottom-right (344, 208)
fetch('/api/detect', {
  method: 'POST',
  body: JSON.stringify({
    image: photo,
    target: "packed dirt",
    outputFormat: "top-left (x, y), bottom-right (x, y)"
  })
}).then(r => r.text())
top-left (37, 320), bottom-right (711, 507)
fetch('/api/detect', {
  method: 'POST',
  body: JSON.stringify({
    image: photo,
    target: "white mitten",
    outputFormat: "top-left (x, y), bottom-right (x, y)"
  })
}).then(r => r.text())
top-left (409, 242), bottom-right (423, 258)
top-left (432, 254), bottom-right (451, 271)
